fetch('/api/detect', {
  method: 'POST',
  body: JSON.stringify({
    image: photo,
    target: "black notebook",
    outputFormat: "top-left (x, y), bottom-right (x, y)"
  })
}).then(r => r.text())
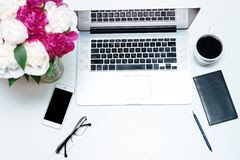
top-left (193, 70), bottom-right (238, 125)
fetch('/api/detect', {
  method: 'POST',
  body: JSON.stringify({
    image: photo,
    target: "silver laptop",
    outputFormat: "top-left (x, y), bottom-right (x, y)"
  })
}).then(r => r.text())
top-left (76, 8), bottom-right (200, 105)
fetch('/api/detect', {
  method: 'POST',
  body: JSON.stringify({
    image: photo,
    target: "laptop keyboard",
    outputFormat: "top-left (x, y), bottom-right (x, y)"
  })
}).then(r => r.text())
top-left (91, 9), bottom-right (176, 23)
top-left (91, 38), bottom-right (177, 71)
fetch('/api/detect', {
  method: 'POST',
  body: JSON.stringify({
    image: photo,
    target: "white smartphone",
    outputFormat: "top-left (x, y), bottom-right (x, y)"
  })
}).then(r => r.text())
top-left (42, 83), bottom-right (74, 129)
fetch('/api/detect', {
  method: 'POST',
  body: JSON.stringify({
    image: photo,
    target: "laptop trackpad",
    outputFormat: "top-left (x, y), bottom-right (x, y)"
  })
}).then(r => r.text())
top-left (121, 76), bottom-right (152, 102)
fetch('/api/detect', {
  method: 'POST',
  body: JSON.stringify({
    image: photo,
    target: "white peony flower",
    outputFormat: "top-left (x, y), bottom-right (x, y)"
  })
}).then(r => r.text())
top-left (0, 42), bottom-right (24, 79)
top-left (0, 17), bottom-right (28, 45)
top-left (0, 37), bottom-right (3, 45)
top-left (0, 0), bottom-right (26, 19)
top-left (24, 41), bottom-right (50, 76)
top-left (44, 1), bottom-right (78, 33)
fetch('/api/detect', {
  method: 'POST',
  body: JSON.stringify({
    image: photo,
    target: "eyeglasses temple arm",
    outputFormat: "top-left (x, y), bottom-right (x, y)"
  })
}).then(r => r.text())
top-left (55, 135), bottom-right (72, 154)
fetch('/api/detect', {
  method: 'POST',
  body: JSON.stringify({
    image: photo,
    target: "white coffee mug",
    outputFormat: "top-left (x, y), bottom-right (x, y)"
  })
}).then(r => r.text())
top-left (194, 27), bottom-right (223, 65)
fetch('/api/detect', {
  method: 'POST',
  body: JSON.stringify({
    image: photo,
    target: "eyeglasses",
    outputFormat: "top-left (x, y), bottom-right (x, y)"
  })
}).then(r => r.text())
top-left (55, 116), bottom-right (91, 158)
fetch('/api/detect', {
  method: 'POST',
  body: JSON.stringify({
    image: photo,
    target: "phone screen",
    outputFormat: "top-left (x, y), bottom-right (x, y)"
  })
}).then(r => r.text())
top-left (44, 88), bottom-right (73, 124)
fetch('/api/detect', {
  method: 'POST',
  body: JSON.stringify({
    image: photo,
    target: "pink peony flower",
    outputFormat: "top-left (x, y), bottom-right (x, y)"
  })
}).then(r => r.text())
top-left (38, 31), bottom-right (78, 59)
top-left (46, 0), bottom-right (63, 6)
top-left (27, 0), bottom-right (45, 7)
top-left (49, 0), bottom-right (63, 4)
top-left (16, 6), bottom-right (48, 36)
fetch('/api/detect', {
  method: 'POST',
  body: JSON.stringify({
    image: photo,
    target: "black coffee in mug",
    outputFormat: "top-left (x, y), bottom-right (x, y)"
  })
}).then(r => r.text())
top-left (196, 35), bottom-right (223, 59)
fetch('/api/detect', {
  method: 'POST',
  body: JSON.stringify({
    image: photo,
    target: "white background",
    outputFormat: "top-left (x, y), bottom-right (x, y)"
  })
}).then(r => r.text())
top-left (1, 0), bottom-right (240, 159)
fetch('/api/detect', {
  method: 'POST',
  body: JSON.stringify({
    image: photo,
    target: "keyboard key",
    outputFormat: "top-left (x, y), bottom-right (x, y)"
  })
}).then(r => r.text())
top-left (154, 64), bottom-right (159, 70)
top-left (128, 59), bottom-right (133, 63)
top-left (122, 59), bottom-right (127, 64)
top-left (167, 53), bottom-right (176, 57)
top-left (146, 64), bottom-right (153, 70)
top-left (149, 53), bottom-right (154, 57)
top-left (164, 58), bottom-right (177, 63)
top-left (113, 54), bottom-right (118, 58)
top-left (103, 65), bottom-right (108, 70)
top-left (146, 59), bottom-right (151, 63)
top-left (164, 17), bottom-right (169, 20)
top-left (161, 12), bottom-right (166, 16)
top-left (91, 49), bottom-right (99, 53)
top-left (97, 13), bottom-right (102, 18)
top-left (155, 12), bottom-right (160, 16)
top-left (97, 65), bottom-right (102, 70)
top-left (116, 59), bottom-right (121, 64)
top-left (136, 48), bottom-right (140, 52)
top-left (159, 47), bottom-right (164, 52)
top-left (107, 54), bottom-right (112, 58)
top-left (141, 48), bottom-right (146, 52)
top-left (100, 49), bottom-right (105, 53)
top-left (160, 66), bottom-right (165, 70)
top-left (110, 59), bottom-right (116, 64)
top-left (172, 66), bottom-right (177, 70)
top-left (109, 65), bottom-right (115, 70)
top-left (162, 42), bottom-right (167, 46)
top-left (134, 59), bottom-right (140, 63)
top-left (91, 65), bottom-right (96, 71)
top-left (137, 53), bottom-right (142, 58)
top-left (103, 43), bottom-right (108, 47)
top-left (158, 58), bottom-right (163, 63)
top-left (167, 11), bottom-right (175, 16)
top-left (165, 47), bottom-right (170, 52)
top-left (91, 13), bottom-right (97, 17)
top-left (153, 48), bottom-right (158, 52)
top-left (118, 48), bottom-right (123, 53)
top-left (161, 53), bottom-right (166, 57)
top-left (125, 54), bottom-right (130, 58)
top-left (91, 54), bottom-right (100, 59)
top-left (102, 54), bottom-right (106, 58)
top-left (91, 60), bottom-right (103, 64)
top-left (116, 64), bottom-right (145, 70)
top-left (120, 12), bottom-right (125, 17)
top-left (124, 48), bottom-right (129, 52)
top-left (140, 59), bottom-right (145, 63)
top-left (152, 59), bottom-right (158, 63)
top-left (91, 43), bottom-right (96, 48)
top-left (155, 53), bottom-right (160, 57)
top-left (171, 47), bottom-right (176, 52)
top-left (131, 54), bottom-right (136, 58)
top-left (104, 59), bottom-right (109, 64)
top-left (168, 42), bottom-right (176, 46)
top-left (143, 53), bottom-right (148, 58)
top-left (156, 42), bottom-right (161, 46)
top-left (126, 12), bottom-right (131, 17)
top-left (147, 48), bottom-right (152, 52)
top-left (103, 13), bottom-right (108, 17)
top-left (133, 43), bottom-right (138, 47)
top-left (119, 54), bottom-right (124, 58)
top-left (166, 64), bottom-right (171, 69)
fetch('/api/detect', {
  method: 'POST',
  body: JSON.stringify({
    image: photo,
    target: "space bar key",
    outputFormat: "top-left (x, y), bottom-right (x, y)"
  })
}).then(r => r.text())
top-left (116, 64), bottom-right (145, 70)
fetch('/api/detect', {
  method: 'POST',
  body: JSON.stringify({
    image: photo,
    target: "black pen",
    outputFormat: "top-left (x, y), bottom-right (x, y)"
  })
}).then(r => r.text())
top-left (192, 111), bottom-right (212, 152)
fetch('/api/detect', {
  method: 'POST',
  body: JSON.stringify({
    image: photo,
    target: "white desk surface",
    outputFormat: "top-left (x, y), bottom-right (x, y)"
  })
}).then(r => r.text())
top-left (1, 0), bottom-right (240, 159)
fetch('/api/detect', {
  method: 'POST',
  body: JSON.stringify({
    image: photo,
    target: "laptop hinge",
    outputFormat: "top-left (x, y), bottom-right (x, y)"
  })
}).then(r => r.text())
top-left (90, 26), bottom-right (176, 34)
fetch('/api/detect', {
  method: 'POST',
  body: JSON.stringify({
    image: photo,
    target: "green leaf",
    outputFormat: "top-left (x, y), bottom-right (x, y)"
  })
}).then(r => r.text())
top-left (14, 44), bottom-right (27, 70)
top-left (24, 74), bottom-right (30, 81)
top-left (65, 27), bottom-right (71, 33)
top-left (8, 78), bottom-right (19, 87)
top-left (31, 76), bottom-right (41, 84)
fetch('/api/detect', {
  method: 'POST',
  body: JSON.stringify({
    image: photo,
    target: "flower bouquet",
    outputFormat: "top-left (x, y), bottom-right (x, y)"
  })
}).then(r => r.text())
top-left (0, 0), bottom-right (78, 86)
